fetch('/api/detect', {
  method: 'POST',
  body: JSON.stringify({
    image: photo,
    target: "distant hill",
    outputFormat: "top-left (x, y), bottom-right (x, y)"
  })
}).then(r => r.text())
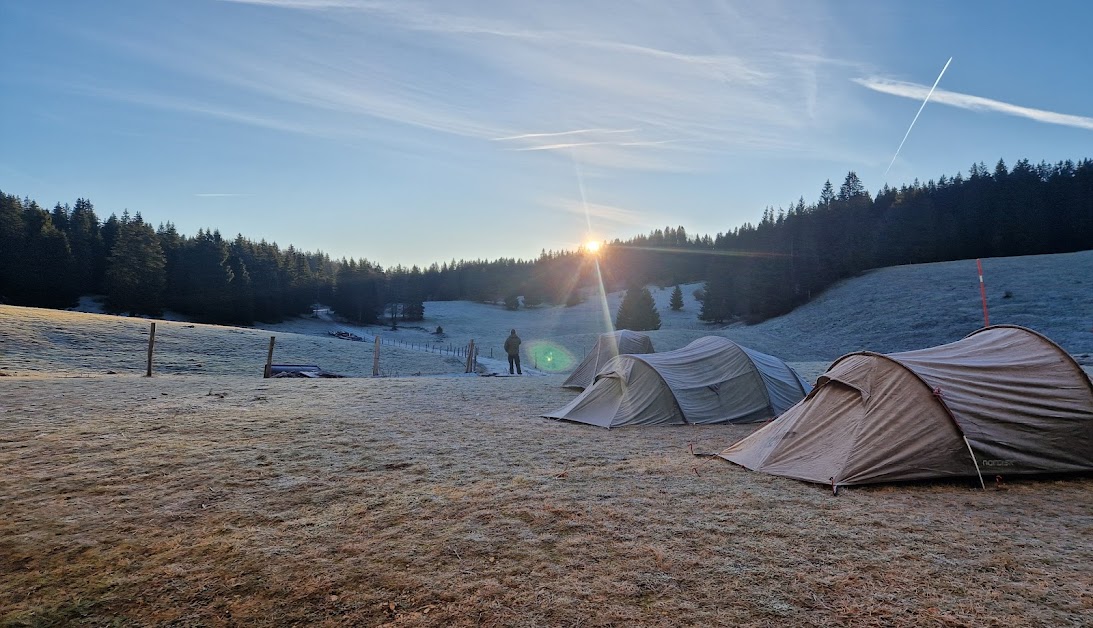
top-left (4, 251), bottom-right (1090, 379)
top-left (714, 250), bottom-right (1092, 364)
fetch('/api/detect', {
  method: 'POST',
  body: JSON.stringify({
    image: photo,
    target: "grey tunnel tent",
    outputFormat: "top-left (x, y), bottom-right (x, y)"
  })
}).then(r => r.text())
top-left (545, 336), bottom-right (810, 428)
top-left (562, 330), bottom-right (655, 390)
top-left (719, 325), bottom-right (1093, 488)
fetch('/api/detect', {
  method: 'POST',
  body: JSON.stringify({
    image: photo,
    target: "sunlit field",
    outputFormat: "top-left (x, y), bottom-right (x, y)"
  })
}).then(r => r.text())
top-left (2, 251), bottom-right (1091, 626)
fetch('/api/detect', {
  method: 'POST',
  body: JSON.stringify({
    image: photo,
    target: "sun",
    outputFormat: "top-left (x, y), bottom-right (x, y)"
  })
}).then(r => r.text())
top-left (584, 240), bottom-right (601, 255)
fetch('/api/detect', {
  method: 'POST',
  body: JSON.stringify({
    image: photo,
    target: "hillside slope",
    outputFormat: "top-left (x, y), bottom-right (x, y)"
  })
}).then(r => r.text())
top-left (4, 250), bottom-right (1090, 378)
top-left (717, 250), bottom-right (1092, 363)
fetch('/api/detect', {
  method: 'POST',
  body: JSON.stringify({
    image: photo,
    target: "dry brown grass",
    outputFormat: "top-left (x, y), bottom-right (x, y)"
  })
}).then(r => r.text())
top-left (2, 373), bottom-right (1091, 627)
top-left (2, 305), bottom-right (1091, 626)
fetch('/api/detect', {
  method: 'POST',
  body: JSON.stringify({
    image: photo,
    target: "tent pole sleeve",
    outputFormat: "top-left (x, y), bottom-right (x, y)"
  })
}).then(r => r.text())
top-left (963, 436), bottom-right (985, 490)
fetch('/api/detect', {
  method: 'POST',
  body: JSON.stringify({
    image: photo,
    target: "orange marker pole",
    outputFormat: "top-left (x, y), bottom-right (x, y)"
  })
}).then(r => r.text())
top-left (976, 259), bottom-right (990, 327)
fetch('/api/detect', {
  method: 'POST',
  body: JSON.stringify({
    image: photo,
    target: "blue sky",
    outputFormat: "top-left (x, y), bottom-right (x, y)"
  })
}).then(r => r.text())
top-left (3, 1), bottom-right (1091, 268)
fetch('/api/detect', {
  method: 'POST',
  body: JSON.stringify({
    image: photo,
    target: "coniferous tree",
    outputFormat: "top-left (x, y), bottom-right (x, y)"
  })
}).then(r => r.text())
top-left (669, 284), bottom-right (684, 311)
top-left (520, 280), bottom-right (546, 307)
top-left (0, 192), bottom-right (26, 302)
top-left (31, 224), bottom-right (78, 307)
top-left (400, 265), bottom-right (426, 321)
top-left (699, 264), bottom-right (736, 324)
top-left (331, 258), bottom-right (384, 324)
top-left (67, 198), bottom-right (105, 294)
top-left (18, 200), bottom-right (79, 307)
top-left (100, 213), bottom-right (121, 260)
top-left (178, 229), bottom-right (235, 322)
top-left (104, 212), bottom-right (166, 315)
top-left (615, 285), bottom-right (661, 331)
top-left (225, 236), bottom-right (255, 324)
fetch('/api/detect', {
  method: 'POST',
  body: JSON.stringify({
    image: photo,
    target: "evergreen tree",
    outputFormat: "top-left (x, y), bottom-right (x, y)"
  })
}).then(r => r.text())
top-left (67, 198), bottom-right (105, 294)
top-left (104, 212), bottom-right (166, 315)
top-left (157, 222), bottom-right (185, 310)
top-left (818, 180), bottom-right (835, 209)
top-left (331, 258), bottom-right (384, 324)
top-left (225, 236), bottom-right (255, 324)
top-left (178, 229), bottom-right (235, 322)
top-left (520, 280), bottom-right (546, 307)
top-left (615, 285), bottom-right (661, 331)
top-left (699, 264), bottom-right (736, 324)
top-left (837, 171), bottom-right (867, 200)
top-left (17, 200), bottom-right (79, 307)
top-left (0, 192), bottom-right (26, 302)
top-left (400, 265), bottom-right (426, 321)
top-left (669, 284), bottom-right (684, 311)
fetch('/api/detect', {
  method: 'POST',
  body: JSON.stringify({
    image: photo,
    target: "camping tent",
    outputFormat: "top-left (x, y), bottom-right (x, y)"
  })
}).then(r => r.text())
top-left (719, 325), bottom-right (1093, 488)
top-left (545, 336), bottom-right (810, 427)
top-left (562, 330), bottom-right (655, 390)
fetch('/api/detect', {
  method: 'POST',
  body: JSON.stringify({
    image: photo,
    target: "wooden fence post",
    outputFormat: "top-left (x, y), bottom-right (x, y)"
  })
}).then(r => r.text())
top-left (264, 336), bottom-right (276, 378)
top-left (372, 336), bottom-right (381, 376)
top-left (465, 339), bottom-right (476, 373)
top-left (145, 322), bottom-right (156, 377)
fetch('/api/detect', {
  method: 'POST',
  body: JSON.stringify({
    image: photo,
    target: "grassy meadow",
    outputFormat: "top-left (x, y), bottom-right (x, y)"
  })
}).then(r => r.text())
top-left (2, 250), bottom-right (1092, 626)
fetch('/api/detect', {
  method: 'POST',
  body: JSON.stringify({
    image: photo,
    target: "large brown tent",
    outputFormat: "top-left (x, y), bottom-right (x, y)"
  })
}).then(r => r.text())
top-left (719, 326), bottom-right (1093, 488)
top-left (545, 336), bottom-right (810, 428)
top-left (562, 330), bottom-right (655, 390)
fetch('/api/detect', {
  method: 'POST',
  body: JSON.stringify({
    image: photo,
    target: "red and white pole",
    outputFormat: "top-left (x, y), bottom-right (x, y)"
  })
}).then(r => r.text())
top-left (976, 258), bottom-right (990, 327)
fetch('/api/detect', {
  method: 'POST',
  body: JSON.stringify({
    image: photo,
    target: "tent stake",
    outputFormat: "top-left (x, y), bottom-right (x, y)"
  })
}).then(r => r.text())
top-left (963, 436), bottom-right (986, 490)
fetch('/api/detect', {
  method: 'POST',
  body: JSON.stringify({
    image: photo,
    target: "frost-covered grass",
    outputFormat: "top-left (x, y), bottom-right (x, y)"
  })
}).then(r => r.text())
top-left (1, 251), bottom-right (1091, 626)
top-left (2, 375), bottom-right (1091, 626)
top-left (16, 250), bottom-right (1088, 382)
top-left (268, 250), bottom-right (1093, 380)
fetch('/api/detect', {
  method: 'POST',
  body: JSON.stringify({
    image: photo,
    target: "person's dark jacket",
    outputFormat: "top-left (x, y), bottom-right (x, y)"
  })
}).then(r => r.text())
top-left (504, 333), bottom-right (521, 356)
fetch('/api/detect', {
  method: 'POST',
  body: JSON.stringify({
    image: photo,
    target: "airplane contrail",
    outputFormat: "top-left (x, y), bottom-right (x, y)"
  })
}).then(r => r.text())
top-left (884, 57), bottom-right (952, 176)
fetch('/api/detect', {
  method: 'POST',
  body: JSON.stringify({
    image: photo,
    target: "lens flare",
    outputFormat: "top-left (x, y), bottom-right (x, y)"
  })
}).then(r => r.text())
top-left (524, 340), bottom-right (577, 373)
top-left (584, 240), bottom-right (601, 254)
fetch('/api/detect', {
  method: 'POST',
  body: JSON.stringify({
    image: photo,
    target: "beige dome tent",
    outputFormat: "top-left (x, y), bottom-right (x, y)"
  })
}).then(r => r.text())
top-left (562, 330), bottom-right (655, 390)
top-left (545, 336), bottom-right (810, 428)
top-left (719, 326), bottom-right (1093, 489)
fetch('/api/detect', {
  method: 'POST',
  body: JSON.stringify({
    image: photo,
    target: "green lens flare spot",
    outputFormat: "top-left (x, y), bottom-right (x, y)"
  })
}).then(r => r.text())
top-left (524, 341), bottom-right (576, 373)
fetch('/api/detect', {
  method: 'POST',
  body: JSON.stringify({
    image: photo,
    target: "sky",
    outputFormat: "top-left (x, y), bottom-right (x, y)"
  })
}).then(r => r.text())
top-left (2, 1), bottom-right (1092, 269)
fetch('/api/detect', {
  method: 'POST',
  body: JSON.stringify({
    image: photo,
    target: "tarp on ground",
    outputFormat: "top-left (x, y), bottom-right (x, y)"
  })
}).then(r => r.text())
top-left (545, 336), bottom-right (810, 428)
top-left (562, 330), bottom-right (655, 390)
top-left (718, 325), bottom-right (1093, 487)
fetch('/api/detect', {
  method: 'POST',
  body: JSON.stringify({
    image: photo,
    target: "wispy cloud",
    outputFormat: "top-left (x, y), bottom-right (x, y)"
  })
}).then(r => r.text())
top-left (551, 198), bottom-right (650, 226)
top-left (855, 77), bottom-right (1093, 131)
top-left (492, 129), bottom-right (635, 142)
top-left (218, 0), bottom-right (362, 7)
top-left (195, 193), bottom-right (254, 197)
top-left (509, 139), bottom-right (680, 152)
top-left (78, 1), bottom-right (851, 172)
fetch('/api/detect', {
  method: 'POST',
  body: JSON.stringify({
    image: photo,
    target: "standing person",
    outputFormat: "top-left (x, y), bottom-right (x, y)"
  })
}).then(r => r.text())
top-left (504, 329), bottom-right (522, 375)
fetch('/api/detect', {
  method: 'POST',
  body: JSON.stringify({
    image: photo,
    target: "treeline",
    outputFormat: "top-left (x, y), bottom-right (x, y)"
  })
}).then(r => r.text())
top-left (694, 158), bottom-right (1093, 323)
top-left (0, 192), bottom-right (595, 325)
top-left (2, 156), bottom-right (1091, 326)
top-left (0, 196), bottom-right (334, 323)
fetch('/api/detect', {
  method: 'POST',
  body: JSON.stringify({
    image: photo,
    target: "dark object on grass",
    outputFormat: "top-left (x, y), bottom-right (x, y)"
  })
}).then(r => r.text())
top-left (268, 364), bottom-right (343, 378)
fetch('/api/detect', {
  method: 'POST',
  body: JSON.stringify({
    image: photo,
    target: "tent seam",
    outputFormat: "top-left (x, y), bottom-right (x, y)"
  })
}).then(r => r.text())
top-left (830, 351), bottom-right (973, 465)
top-left (966, 325), bottom-right (1093, 398)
